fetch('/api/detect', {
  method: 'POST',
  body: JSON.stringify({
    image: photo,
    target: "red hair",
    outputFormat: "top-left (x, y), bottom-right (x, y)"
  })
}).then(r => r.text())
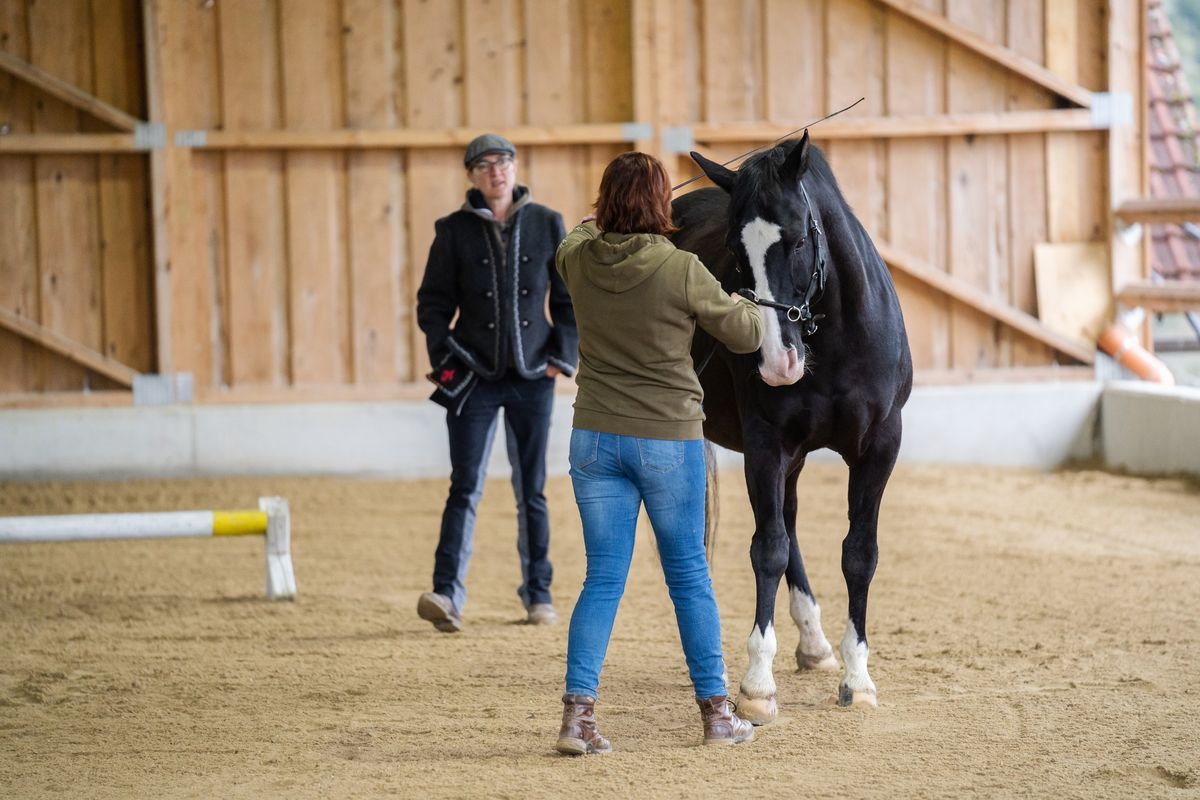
top-left (594, 152), bottom-right (678, 236)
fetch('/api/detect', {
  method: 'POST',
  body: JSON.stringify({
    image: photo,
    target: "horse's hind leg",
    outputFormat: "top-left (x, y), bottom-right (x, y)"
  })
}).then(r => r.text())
top-left (737, 436), bottom-right (789, 726)
top-left (838, 413), bottom-right (902, 707)
top-left (783, 464), bottom-right (838, 672)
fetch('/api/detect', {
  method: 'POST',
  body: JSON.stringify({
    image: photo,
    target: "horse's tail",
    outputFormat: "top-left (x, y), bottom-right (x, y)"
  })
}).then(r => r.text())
top-left (704, 440), bottom-right (720, 566)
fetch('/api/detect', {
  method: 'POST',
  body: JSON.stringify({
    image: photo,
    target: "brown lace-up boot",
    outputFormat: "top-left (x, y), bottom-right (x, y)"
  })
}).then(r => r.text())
top-left (698, 696), bottom-right (755, 745)
top-left (555, 694), bottom-right (612, 755)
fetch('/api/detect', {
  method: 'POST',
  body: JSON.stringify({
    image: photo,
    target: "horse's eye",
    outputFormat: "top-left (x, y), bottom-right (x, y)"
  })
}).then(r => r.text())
top-left (793, 238), bottom-right (806, 252)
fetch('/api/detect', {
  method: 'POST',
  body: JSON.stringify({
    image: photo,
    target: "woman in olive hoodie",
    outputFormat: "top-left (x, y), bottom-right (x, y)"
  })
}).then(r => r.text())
top-left (552, 152), bottom-right (764, 754)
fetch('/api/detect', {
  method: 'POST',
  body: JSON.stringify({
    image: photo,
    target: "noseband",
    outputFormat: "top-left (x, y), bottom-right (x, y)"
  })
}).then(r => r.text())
top-left (736, 181), bottom-right (827, 337)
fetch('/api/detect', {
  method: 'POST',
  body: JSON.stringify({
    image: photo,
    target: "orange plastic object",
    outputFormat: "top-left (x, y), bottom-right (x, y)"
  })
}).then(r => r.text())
top-left (1096, 324), bottom-right (1176, 385)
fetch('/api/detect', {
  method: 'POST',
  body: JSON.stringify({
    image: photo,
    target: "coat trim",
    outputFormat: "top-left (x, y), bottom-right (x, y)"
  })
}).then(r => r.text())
top-left (480, 221), bottom-right (502, 369)
top-left (548, 356), bottom-right (575, 376)
top-left (507, 214), bottom-right (549, 376)
top-left (446, 336), bottom-right (484, 375)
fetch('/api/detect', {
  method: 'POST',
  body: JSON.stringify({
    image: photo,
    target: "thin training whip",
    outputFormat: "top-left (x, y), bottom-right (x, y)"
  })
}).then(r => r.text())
top-left (670, 97), bottom-right (865, 193)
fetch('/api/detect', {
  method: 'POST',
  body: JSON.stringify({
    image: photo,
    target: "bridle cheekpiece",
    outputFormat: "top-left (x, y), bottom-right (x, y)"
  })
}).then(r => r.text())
top-left (736, 180), bottom-right (827, 337)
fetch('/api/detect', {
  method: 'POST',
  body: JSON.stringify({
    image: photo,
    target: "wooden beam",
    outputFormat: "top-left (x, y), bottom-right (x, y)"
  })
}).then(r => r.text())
top-left (876, 241), bottom-right (1096, 364)
top-left (631, 0), bottom-right (661, 157)
top-left (0, 133), bottom-right (141, 153)
top-left (914, 366), bottom-right (1095, 386)
top-left (695, 109), bottom-right (1101, 143)
top-left (143, 0), bottom-right (173, 374)
top-left (1114, 197), bottom-right (1200, 224)
top-left (194, 383), bottom-right (431, 405)
top-left (172, 110), bottom-right (1104, 154)
top-left (193, 379), bottom-right (579, 406)
top-left (1116, 282), bottom-right (1200, 312)
top-left (0, 48), bottom-right (142, 132)
top-left (873, 0), bottom-right (1093, 108)
top-left (183, 123), bottom-right (646, 150)
top-left (0, 391), bottom-right (134, 410)
top-left (1107, 0), bottom-right (1146, 297)
top-left (0, 307), bottom-right (139, 387)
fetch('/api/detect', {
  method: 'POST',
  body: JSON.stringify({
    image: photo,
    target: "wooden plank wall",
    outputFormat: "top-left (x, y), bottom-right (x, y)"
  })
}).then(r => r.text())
top-left (683, 0), bottom-right (1111, 373)
top-left (0, 0), bottom-right (1141, 402)
top-left (156, 0), bottom-right (633, 397)
top-left (0, 0), bottom-right (153, 394)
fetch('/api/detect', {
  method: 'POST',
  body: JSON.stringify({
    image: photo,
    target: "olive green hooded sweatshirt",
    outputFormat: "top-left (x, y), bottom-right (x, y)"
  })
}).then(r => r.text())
top-left (555, 222), bottom-right (763, 440)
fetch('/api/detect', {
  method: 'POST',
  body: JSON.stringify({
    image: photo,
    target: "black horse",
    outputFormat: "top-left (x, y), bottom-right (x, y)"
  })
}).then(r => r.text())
top-left (672, 132), bottom-right (912, 720)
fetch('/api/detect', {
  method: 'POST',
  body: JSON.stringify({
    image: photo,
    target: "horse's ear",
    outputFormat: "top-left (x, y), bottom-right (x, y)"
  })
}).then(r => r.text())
top-left (690, 151), bottom-right (737, 193)
top-left (781, 129), bottom-right (811, 183)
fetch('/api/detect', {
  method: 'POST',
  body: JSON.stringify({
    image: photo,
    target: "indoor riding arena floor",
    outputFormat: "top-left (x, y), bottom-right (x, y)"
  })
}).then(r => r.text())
top-left (1, 463), bottom-right (1198, 799)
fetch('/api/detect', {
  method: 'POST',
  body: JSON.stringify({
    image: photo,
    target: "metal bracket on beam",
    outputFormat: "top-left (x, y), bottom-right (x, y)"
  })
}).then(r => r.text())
top-left (134, 122), bottom-right (166, 150)
top-left (133, 372), bottom-right (194, 406)
top-left (1116, 220), bottom-right (1143, 247)
top-left (175, 129), bottom-right (207, 148)
top-left (662, 126), bottom-right (694, 154)
top-left (620, 122), bottom-right (653, 141)
top-left (1090, 92), bottom-right (1133, 128)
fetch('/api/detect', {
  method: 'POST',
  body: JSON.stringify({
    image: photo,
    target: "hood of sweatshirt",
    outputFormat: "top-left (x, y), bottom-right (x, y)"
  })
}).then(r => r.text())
top-left (462, 185), bottom-right (533, 224)
top-left (577, 231), bottom-right (676, 294)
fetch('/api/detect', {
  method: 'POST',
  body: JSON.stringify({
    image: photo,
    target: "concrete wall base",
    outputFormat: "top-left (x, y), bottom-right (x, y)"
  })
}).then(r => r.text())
top-left (1100, 381), bottom-right (1200, 475)
top-left (0, 382), bottom-right (1121, 480)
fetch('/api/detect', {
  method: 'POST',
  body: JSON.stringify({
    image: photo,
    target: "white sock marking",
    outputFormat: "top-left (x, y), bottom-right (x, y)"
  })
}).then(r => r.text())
top-left (789, 588), bottom-right (833, 660)
top-left (741, 623), bottom-right (778, 699)
top-left (840, 619), bottom-right (876, 695)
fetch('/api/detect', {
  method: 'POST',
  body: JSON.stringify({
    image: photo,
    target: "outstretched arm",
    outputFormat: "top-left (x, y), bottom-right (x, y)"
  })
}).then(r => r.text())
top-left (686, 257), bottom-right (763, 354)
top-left (554, 220), bottom-right (599, 284)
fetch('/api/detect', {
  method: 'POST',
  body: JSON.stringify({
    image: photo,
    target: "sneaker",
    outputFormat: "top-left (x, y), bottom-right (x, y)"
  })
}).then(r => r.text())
top-left (417, 592), bottom-right (462, 633)
top-left (526, 603), bottom-right (557, 625)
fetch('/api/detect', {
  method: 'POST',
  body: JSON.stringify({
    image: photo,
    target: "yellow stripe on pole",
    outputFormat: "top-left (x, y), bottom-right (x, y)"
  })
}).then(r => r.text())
top-left (212, 510), bottom-right (269, 536)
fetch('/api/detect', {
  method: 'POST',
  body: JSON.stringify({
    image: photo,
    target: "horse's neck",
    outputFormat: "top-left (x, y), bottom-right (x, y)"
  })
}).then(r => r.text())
top-left (814, 197), bottom-right (881, 317)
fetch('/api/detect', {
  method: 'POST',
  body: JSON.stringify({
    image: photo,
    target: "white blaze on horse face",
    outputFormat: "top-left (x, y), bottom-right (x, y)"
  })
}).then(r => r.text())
top-left (789, 587), bottom-right (837, 670)
top-left (840, 619), bottom-right (877, 703)
top-left (740, 623), bottom-right (778, 700)
top-left (740, 217), bottom-right (804, 386)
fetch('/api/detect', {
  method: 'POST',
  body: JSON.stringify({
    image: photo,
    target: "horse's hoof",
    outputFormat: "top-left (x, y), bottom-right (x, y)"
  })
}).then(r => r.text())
top-left (736, 694), bottom-right (778, 725)
top-left (837, 683), bottom-right (877, 708)
top-left (796, 646), bottom-right (838, 671)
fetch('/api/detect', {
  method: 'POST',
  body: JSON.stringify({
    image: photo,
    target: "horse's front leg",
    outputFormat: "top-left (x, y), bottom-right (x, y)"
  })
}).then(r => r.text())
top-left (737, 429), bottom-right (790, 726)
top-left (783, 463), bottom-right (838, 672)
top-left (839, 411), bottom-right (902, 707)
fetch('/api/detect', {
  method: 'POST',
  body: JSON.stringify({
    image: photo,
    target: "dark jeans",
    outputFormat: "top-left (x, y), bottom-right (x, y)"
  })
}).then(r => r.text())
top-left (431, 372), bottom-right (555, 613)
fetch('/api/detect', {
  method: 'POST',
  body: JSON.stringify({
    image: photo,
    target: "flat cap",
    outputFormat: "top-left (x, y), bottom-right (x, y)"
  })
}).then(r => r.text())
top-left (463, 133), bottom-right (516, 167)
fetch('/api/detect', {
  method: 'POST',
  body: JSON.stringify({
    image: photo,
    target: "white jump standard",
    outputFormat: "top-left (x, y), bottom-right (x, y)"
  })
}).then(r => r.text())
top-left (0, 496), bottom-right (296, 600)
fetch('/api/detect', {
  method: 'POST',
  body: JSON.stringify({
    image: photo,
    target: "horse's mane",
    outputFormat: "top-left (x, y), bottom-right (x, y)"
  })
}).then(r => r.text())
top-left (730, 139), bottom-right (846, 221)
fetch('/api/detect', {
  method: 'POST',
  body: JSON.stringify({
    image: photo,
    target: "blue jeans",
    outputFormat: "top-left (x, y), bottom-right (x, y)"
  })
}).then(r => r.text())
top-left (564, 429), bottom-right (726, 700)
top-left (431, 373), bottom-right (555, 613)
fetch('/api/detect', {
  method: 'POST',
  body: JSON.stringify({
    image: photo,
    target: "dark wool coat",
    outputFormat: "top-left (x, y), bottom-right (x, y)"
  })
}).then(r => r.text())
top-left (417, 189), bottom-right (578, 381)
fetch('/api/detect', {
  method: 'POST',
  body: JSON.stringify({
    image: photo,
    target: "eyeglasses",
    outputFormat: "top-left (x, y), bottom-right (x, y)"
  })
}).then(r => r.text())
top-left (470, 155), bottom-right (515, 175)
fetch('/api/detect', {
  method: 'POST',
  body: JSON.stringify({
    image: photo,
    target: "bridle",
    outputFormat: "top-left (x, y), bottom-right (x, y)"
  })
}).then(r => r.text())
top-left (734, 181), bottom-right (827, 337)
top-left (684, 98), bottom-right (861, 376)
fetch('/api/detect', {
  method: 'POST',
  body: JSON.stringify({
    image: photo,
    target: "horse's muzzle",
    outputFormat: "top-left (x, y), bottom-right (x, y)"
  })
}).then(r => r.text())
top-left (759, 346), bottom-right (804, 386)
